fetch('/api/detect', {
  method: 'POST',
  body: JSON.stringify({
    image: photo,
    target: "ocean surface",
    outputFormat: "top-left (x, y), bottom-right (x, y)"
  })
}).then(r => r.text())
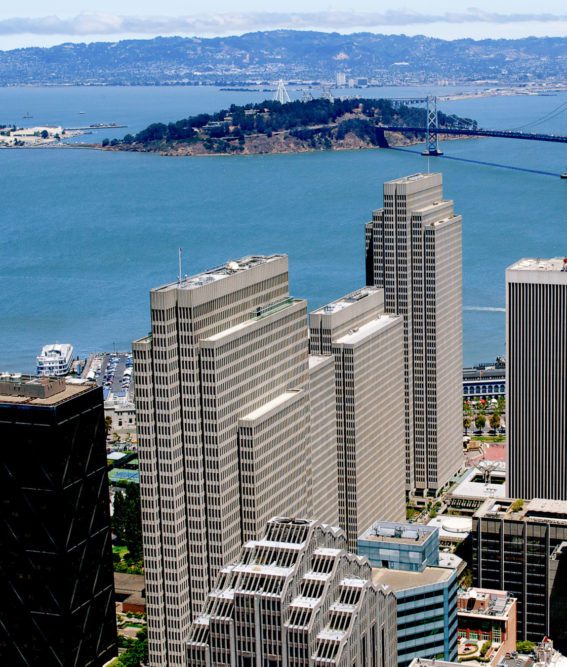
top-left (1, 85), bottom-right (566, 372)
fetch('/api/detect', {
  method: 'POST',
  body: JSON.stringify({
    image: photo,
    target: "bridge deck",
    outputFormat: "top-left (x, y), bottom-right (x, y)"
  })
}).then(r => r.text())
top-left (380, 126), bottom-right (567, 144)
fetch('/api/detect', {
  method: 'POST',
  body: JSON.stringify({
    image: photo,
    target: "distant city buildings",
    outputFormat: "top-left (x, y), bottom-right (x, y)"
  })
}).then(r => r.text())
top-left (506, 258), bottom-right (567, 500)
top-left (462, 358), bottom-right (506, 402)
top-left (359, 521), bottom-right (459, 667)
top-left (36, 342), bottom-right (74, 376)
top-left (365, 173), bottom-right (463, 496)
top-left (473, 497), bottom-right (567, 649)
top-left (82, 352), bottom-right (136, 437)
top-left (0, 375), bottom-right (117, 666)
top-left (187, 517), bottom-right (399, 667)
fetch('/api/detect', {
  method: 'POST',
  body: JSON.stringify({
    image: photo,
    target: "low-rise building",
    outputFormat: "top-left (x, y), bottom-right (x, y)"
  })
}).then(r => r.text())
top-left (463, 359), bottom-right (506, 401)
top-left (457, 587), bottom-right (517, 665)
top-left (458, 587), bottom-right (516, 650)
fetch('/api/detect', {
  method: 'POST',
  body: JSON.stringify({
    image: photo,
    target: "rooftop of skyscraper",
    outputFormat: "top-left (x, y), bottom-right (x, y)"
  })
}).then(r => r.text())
top-left (475, 498), bottom-right (567, 523)
top-left (0, 373), bottom-right (95, 406)
top-left (386, 172), bottom-right (441, 185)
top-left (154, 254), bottom-right (286, 291)
top-left (311, 286), bottom-right (381, 315)
top-left (508, 257), bottom-right (567, 272)
top-left (334, 314), bottom-right (400, 345)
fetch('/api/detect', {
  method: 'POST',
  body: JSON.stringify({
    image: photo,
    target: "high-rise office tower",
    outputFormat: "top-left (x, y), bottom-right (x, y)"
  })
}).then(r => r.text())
top-left (365, 173), bottom-right (463, 496)
top-left (308, 354), bottom-right (340, 526)
top-left (134, 255), bottom-right (316, 665)
top-left (0, 375), bottom-right (117, 666)
top-left (310, 287), bottom-right (406, 550)
top-left (187, 517), bottom-right (399, 667)
top-left (506, 258), bottom-right (567, 500)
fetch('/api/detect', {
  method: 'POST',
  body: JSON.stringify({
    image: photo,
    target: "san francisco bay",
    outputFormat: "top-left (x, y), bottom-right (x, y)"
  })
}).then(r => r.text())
top-left (1, 85), bottom-right (566, 371)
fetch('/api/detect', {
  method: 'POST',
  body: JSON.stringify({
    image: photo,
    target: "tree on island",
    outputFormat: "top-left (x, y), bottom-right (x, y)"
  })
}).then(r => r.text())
top-left (40, 130), bottom-right (49, 139)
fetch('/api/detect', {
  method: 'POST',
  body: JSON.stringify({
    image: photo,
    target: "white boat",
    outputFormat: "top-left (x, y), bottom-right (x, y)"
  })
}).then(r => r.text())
top-left (36, 343), bottom-right (74, 377)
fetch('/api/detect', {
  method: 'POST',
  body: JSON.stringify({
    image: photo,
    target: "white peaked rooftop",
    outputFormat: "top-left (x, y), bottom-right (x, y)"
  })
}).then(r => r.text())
top-left (187, 517), bottom-right (398, 667)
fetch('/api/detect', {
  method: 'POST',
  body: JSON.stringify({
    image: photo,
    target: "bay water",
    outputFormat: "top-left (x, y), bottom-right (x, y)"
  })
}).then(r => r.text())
top-left (1, 85), bottom-right (566, 371)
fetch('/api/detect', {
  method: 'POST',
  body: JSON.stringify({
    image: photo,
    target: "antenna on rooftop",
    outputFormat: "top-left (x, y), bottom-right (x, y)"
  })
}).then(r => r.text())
top-left (178, 247), bottom-right (183, 284)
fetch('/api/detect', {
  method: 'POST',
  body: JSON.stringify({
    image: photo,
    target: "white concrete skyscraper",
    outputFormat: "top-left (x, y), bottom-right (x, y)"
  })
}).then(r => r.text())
top-left (310, 287), bottom-right (406, 550)
top-left (365, 173), bottom-right (463, 496)
top-left (133, 255), bottom-right (315, 665)
top-left (506, 258), bottom-right (567, 500)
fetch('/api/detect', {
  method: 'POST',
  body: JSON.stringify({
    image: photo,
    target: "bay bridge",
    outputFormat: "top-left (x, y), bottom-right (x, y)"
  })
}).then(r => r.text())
top-left (378, 96), bottom-right (567, 158)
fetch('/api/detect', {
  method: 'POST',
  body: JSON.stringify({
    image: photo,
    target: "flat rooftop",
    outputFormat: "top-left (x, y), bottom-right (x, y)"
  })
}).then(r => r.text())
top-left (458, 587), bottom-right (514, 620)
top-left (372, 565), bottom-right (453, 592)
top-left (509, 257), bottom-right (567, 273)
top-left (386, 172), bottom-right (440, 185)
top-left (308, 354), bottom-right (333, 371)
top-left (427, 516), bottom-right (472, 540)
top-left (311, 287), bottom-right (380, 315)
top-left (450, 465), bottom-right (506, 500)
top-left (240, 390), bottom-right (302, 422)
top-left (335, 314), bottom-right (399, 345)
top-left (154, 254), bottom-right (285, 291)
top-left (0, 375), bottom-right (95, 406)
top-left (475, 497), bottom-right (567, 523)
top-left (359, 521), bottom-right (437, 546)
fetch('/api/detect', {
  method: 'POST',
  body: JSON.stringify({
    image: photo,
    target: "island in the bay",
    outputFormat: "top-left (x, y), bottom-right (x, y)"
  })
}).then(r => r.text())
top-left (106, 98), bottom-right (478, 157)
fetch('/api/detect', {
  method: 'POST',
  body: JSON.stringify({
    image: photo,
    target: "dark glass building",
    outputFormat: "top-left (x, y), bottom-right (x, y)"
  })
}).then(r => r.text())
top-left (473, 497), bottom-right (567, 650)
top-left (0, 375), bottom-right (117, 666)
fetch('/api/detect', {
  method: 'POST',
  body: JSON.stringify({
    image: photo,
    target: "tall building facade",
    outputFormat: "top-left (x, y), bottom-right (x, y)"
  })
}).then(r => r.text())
top-left (0, 375), bottom-right (117, 666)
top-left (134, 256), bottom-right (317, 665)
top-left (187, 517), bottom-right (399, 667)
top-left (309, 287), bottom-right (406, 550)
top-left (365, 173), bottom-right (463, 495)
top-left (506, 258), bottom-right (567, 500)
top-left (308, 354), bottom-right (340, 526)
top-left (473, 497), bottom-right (567, 649)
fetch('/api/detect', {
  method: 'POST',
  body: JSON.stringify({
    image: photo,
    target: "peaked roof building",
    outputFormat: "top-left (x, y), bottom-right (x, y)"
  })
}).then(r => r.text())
top-left (187, 517), bottom-right (398, 667)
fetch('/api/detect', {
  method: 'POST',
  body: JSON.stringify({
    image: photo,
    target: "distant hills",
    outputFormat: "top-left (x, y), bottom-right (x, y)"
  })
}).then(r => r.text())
top-left (0, 31), bottom-right (566, 86)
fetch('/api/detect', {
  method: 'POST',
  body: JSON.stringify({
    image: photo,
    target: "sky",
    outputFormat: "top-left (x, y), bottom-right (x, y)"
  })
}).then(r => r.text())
top-left (1, 1), bottom-right (567, 49)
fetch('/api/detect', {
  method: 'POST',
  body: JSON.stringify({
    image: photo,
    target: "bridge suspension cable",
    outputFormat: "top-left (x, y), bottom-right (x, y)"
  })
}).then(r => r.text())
top-left (509, 100), bottom-right (567, 132)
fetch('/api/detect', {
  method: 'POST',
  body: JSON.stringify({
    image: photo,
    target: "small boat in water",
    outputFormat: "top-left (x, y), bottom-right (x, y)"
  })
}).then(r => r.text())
top-left (561, 171), bottom-right (567, 180)
top-left (22, 112), bottom-right (33, 119)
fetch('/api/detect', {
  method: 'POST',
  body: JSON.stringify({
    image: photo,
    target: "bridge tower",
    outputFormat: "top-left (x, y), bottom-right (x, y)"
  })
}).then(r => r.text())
top-left (421, 96), bottom-right (443, 156)
top-left (274, 80), bottom-right (291, 105)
